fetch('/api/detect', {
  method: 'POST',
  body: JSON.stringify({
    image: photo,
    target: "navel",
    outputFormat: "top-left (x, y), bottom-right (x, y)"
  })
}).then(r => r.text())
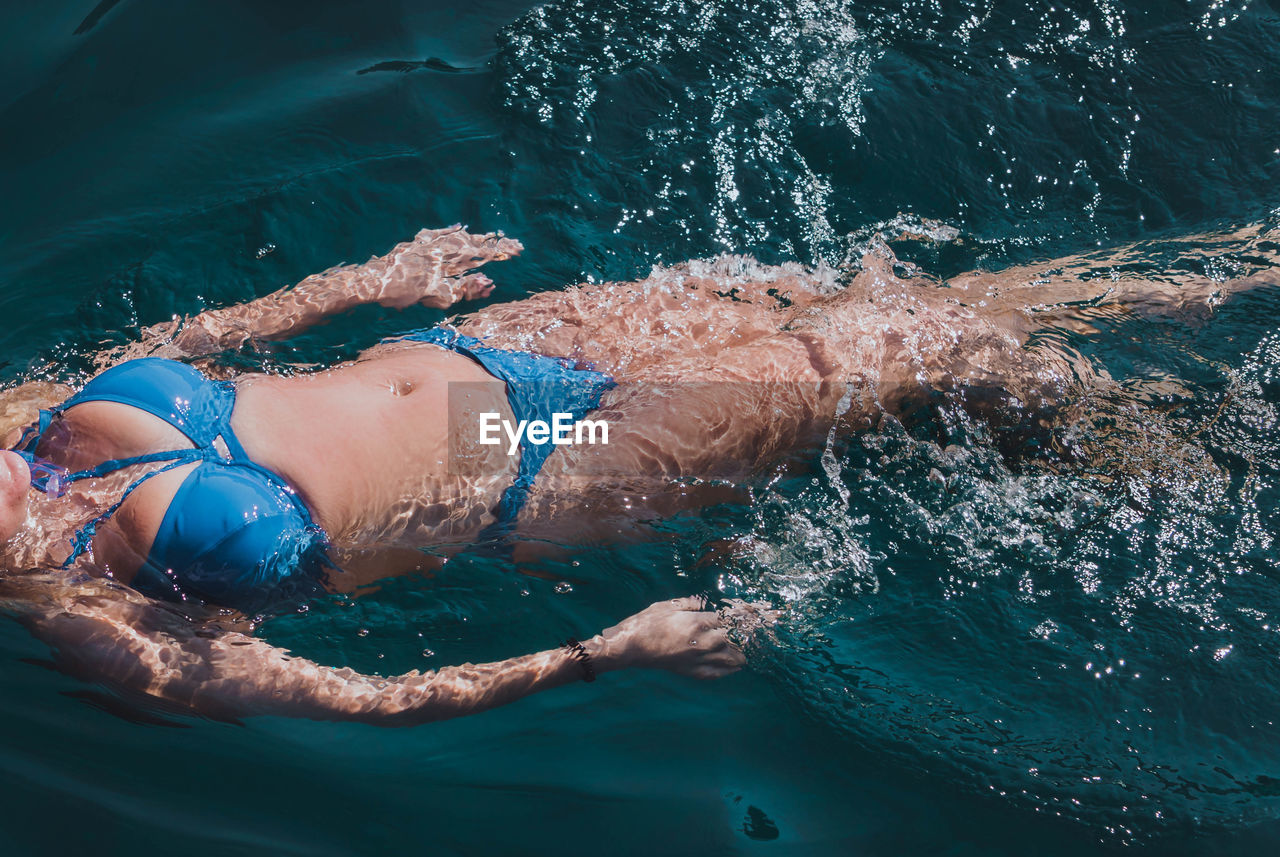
top-left (389, 378), bottom-right (416, 397)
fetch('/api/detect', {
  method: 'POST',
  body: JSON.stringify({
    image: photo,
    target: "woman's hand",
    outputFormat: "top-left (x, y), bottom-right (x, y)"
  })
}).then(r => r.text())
top-left (589, 596), bottom-right (770, 680)
top-left (366, 225), bottom-right (523, 310)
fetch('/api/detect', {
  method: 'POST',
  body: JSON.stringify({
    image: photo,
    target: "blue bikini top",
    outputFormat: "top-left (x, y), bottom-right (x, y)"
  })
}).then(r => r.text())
top-left (16, 358), bottom-right (326, 607)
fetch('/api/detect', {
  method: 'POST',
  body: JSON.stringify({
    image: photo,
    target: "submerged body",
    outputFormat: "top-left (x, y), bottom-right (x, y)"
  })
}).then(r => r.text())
top-left (5, 259), bottom-right (1043, 585)
top-left (0, 224), bottom-right (1275, 724)
top-left (0, 241), bottom-right (1089, 574)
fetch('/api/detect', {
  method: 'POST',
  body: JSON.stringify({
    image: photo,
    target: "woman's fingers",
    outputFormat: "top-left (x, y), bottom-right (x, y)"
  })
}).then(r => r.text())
top-left (691, 655), bottom-right (745, 680)
top-left (621, 595), bottom-right (777, 679)
top-left (682, 610), bottom-right (749, 678)
top-left (698, 625), bottom-right (749, 670)
top-left (407, 227), bottom-right (524, 278)
top-left (485, 234), bottom-right (524, 261)
top-left (711, 648), bottom-right (747, 670)
top-left (440, 273), bottom-right (494, 305)
top-left (667, 595), bottom-right (708, 612)
top-left (714, 598), bottom-right (781, 656)
top-left (720, 598), bottom-right (780, 623)
top-left (696, 626), bottom-right (730, 649)
top-left (656, 596), bottom-right (779, 637)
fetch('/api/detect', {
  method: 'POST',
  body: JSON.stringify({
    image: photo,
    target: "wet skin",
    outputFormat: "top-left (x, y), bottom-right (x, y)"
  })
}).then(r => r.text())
top-left (0, 223), bottom-right (1273, 725)
top-left (0, 255), bottom-right (1055, 577)
top-left (4, 224), bottom-right (1278, 584)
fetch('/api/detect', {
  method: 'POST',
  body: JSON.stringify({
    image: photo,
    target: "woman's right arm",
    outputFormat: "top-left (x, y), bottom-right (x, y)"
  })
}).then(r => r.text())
top-left (114, 226), bottom-right (521, 364)
top-left (12, 581), bottom-right (744, 725)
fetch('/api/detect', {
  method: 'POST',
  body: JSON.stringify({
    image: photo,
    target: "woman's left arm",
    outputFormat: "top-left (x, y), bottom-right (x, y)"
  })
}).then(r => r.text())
top-left (140, 226), bottom-right (522, 359)
top-left (6, 578), bottom-right (746, 725)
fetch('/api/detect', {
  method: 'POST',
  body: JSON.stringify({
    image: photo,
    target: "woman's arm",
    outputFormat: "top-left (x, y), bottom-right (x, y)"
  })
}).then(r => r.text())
top-left (0, 380), bottom-right (73, 443)
top-left (122, 226), bottom-right (522, 362)
top-left (11, 580), bottom-right (744, 725)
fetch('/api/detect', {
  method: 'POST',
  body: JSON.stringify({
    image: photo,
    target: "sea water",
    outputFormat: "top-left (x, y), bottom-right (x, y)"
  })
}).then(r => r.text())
top-left (2, 1), bottom-right (1279, 853)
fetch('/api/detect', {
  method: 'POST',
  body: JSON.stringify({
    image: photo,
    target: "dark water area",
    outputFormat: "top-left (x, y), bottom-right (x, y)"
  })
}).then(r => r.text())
top-left (3, 1), bottom-right (1280, 854)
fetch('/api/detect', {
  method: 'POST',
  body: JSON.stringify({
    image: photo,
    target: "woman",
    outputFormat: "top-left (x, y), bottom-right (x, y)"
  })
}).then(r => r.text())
top-left (1, 222), bottom-right (1274, 724)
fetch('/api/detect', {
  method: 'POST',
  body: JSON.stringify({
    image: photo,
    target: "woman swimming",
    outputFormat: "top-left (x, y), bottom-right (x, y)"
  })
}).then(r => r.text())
top-left (1, 223), bottom-right (1275, 723)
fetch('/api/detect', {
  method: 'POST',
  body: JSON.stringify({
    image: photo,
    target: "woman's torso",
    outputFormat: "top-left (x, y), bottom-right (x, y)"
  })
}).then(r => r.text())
top-left (26, 345), bottom-right (519, 586)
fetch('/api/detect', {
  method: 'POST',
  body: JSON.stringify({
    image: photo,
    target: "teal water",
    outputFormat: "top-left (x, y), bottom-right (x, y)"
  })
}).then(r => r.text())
top-left (3, 1), bottom-right (1280, 853)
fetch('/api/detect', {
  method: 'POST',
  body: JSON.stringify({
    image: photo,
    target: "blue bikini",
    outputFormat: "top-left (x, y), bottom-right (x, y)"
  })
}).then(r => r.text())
top-left (15, 327), bottom-right (613, 607)
top-left (392, 327), bottom-right (615, 530)
top-left (16, 358), bottom-right (328, 607)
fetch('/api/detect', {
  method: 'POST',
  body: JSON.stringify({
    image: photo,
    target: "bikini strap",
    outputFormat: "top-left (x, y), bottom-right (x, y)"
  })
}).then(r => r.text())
top-left (211, 379), bottom-right (251, 461)
top-left (13, 409), bottom-right (52, 455)
top-left (61, 447), bottom-right (207, 485)
top-left (58, 448), bottom-right (207, 569)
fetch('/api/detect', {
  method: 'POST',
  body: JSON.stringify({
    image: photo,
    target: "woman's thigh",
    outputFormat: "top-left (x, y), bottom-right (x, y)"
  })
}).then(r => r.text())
top-left (455, 271), bottom-right (796, 377)
top-left (515, 334), bottom-right (837, 539)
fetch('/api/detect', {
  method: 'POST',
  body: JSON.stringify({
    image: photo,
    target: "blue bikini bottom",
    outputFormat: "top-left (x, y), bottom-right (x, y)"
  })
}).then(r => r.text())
top-left (392, 326), bottom-right (615, 534)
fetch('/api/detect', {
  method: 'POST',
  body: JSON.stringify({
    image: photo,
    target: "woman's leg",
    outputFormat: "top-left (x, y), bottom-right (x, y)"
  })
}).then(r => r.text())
top-left (454, 259), bottom-right (823, 375)
top-left (519, 332), bottom-right (836, 541)
top-left (939, 221), bottom-right (1280, 333)
top-left (458, 244), bottom-right (1093, 421)
top-left (494, 253), bottom-right (1087, 512)
top-left (505, 224), bottom-right (1280, 540)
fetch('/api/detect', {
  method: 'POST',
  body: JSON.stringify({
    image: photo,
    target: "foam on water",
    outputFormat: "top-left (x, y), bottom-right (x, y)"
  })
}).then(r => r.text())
top-left (700, 278), bottom-right (1280, 842)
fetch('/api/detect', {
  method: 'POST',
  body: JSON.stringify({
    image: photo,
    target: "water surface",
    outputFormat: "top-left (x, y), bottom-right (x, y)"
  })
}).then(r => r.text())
top-left (3, 1), bottom-right (1280, 853)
